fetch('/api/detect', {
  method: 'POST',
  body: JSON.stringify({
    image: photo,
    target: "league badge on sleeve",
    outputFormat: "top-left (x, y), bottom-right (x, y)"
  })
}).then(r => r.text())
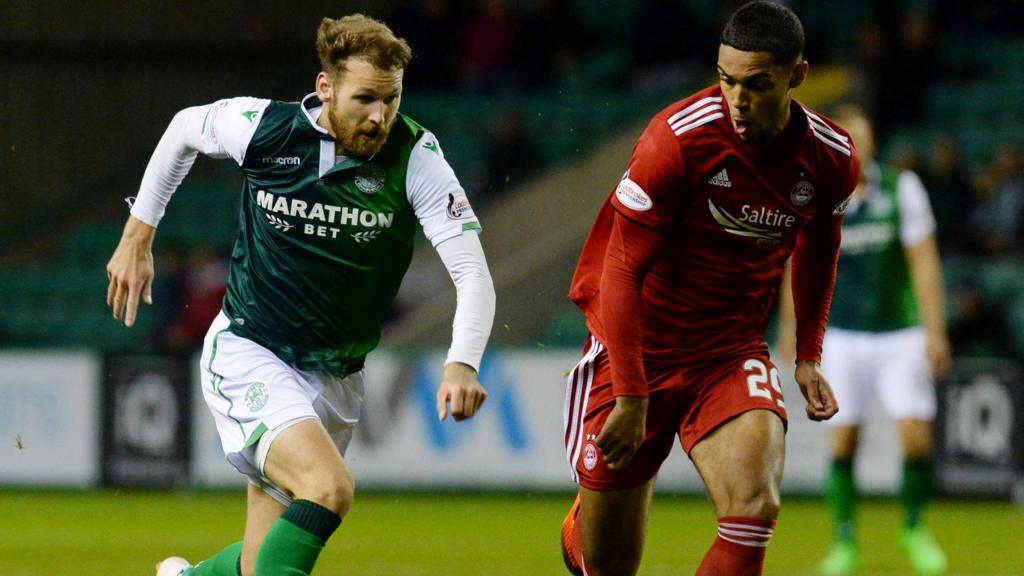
top-left (833, 193), bottom-right (853, 215)
top-left (615, 171), bottom-right (653, 212)
top-left (446, 192), bottom-right (476, 221)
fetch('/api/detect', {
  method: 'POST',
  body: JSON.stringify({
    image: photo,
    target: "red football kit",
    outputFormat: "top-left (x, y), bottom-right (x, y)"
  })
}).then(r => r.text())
top-left (563, 86), bottom-right (860, 490)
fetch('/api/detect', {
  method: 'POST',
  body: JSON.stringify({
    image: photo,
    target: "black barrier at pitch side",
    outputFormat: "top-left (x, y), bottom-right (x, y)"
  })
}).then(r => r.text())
top-left (935, 358), bottom-right (1024, 500)
top-left (101, 355), bottom-right (191, 488)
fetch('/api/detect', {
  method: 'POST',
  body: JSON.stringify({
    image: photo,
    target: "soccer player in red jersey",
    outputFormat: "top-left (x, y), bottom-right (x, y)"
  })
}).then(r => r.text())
top-left (560, 2), bottom-right (861, 575)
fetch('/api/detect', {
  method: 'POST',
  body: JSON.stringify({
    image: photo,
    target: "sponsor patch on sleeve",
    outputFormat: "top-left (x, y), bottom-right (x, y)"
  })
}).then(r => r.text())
top-left (446, 192), bottom-right (475, 220)
top-left (832, 193), bottom-right (853, 215)
top-left (615, 176), bottom-right (653, 212)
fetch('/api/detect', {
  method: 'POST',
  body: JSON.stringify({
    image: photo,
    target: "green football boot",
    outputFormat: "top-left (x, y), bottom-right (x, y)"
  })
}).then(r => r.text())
top-left (817, 540), bottom-right (861, 576)
top-left (901, 526), bottom-right (947, 575)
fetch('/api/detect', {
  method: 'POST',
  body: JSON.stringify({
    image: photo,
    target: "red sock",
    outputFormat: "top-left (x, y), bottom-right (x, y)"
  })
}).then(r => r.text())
top-left (695, 516), bottom-right (775, 576)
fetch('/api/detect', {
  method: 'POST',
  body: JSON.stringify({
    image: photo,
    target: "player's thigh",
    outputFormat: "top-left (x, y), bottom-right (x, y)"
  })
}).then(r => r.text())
top-left (875, 328), bottom-right (936, 424)
top-left (262, 418), bottom-right (354, 513)
top-left (241, 483), bottom-right (287, 576)
top-left (690, 409), bottom-right (785, 519)
top-left (579, 479), bottom-right (656, 575)
top-left (821, 329), bottom-right (871, 426)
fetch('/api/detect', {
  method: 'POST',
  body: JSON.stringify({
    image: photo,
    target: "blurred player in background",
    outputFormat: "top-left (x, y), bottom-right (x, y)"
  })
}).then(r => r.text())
top-left (561, 2), bottom-right (860, 574)
top-left (779, 104), bottom-right (950, 576)
top-left (105, 14), bottom-right (495, 576)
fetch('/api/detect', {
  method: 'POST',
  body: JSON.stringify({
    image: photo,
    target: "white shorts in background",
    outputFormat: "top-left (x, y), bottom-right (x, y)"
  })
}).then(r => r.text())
top-left (821, 327), bottom-right (936, 426)
top-left (199, 312), bottom-right (364, 505)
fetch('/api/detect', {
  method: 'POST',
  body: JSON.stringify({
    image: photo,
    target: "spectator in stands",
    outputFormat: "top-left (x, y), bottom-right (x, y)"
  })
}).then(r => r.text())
top-left (948, 277), bottom-right (1015, 358)
top-left (516, 0), bottom-right (586, 89)
top-left (968, 145), bottom-right (1024, 256)
top-left (920, 135), bottom-right (974, 254)
top-left (476, 109), bottom-right (538, 199)
top-left (457, 0), bottom-right (520, 91)
top-left (150, 244), bottom-right (189, 354)
top-left (390, 0), bottom-right (462, 88)
top-left (857, 5), bottom-right (938, 136)
top-left (630, 0), bottom-right (712, 91)
top-left (169, 248), bottom-right (229, 351)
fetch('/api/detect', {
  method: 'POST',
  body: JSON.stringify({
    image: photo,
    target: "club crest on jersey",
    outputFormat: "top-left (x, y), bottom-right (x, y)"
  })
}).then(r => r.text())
top-left (354, 162), bottom-right (386, 194)
top-left (583, 443), bottom-right (598, 471)
top-left (790, 180), bottom-right (815, 207)
top-left (616, 173), bottom-right (653, 212)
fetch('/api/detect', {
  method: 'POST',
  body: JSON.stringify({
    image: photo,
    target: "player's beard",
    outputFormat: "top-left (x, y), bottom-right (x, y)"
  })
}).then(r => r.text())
top-left (329, 108), bottom-right (392, 159)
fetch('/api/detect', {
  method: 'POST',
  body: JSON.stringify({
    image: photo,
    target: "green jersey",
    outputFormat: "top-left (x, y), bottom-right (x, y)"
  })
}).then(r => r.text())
top-left (829, 163), bottom-right (935, 332)
top-left (160, 94), bottom-right (481, 375)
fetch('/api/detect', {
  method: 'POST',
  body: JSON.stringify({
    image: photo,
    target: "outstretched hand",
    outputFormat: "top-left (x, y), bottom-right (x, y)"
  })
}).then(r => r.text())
top-left (106, 216), bottom-right (156, 327)
top-left (596, 395), bottom-right (648, 471)
top-left (436, 362), bottom-right (487, 421)
top-left (794, 360), bottom-right (838, 421)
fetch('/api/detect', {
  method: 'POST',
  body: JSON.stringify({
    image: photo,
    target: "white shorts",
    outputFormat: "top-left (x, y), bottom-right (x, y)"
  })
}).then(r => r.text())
top-left (821, 327), bottom-right (936, 426)
top-left (200, 312), bottom-right (364, 505)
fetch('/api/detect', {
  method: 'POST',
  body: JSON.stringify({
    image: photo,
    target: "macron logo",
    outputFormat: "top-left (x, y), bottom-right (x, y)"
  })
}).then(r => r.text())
top-left (708, 168), bottom-right (732, 188)
top-left (261, 156), bottom-right (301, 166)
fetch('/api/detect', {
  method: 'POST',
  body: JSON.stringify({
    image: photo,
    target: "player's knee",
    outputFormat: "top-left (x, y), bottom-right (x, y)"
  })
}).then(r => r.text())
top-left (297, 466), bottom-right (356, 517)
top-left (750, 492), bottom-right (781, 519)
top-left (727, 488), bottom-right (781, 519)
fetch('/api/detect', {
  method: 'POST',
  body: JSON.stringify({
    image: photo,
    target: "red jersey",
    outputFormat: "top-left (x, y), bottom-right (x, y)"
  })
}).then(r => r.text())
top-left (569, 85), bottom-right (860, 396)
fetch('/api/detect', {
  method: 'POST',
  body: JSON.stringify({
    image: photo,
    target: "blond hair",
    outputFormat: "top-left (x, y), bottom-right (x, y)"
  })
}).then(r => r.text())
top-left (316, 14), bottom-right (412, 77)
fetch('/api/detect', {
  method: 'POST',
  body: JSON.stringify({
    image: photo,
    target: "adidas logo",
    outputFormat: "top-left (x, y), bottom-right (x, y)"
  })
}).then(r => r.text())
top-left (708, 168), bottom-right (732, 187)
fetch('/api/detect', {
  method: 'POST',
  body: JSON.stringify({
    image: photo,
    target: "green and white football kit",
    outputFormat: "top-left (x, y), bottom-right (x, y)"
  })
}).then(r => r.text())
top-left (131, 94), bottom-right (495, 503)
top-left (822, 163), bottom-right (937, 426)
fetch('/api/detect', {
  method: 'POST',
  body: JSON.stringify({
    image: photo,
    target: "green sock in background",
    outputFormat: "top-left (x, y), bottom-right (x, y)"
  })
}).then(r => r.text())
top-left (827, 458), bottom-right (858, 543)
top-left (184, 541), bottom-right (242, 576)
top-left (253, 499), bottom-right (341, 575)
top-left (901, 458), bottom-right (934, 529)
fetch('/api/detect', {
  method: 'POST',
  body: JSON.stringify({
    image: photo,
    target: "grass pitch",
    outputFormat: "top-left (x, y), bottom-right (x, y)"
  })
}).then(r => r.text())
top-left (1, 490), bottom-right (1021, 575)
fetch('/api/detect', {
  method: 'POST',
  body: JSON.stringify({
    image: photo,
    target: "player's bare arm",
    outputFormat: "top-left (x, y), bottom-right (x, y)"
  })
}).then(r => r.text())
top-left (904, 236), bottom-right (951, 377)
top-left (436, 361), bottom-right (487, 421)
top-left (596, 395), bottom-right (648, 470)
top-left (106, 215), bottom-right (155, 327)
top-left (794, 360), bottom-right (838, 421)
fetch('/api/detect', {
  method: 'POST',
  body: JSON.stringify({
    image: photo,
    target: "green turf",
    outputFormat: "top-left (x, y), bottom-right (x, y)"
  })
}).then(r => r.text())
top-left (0, 490), bottom-right (1021, 575)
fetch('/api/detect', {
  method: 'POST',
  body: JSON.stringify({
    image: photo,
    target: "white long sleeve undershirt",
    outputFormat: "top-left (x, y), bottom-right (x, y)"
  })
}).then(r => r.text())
top-left (434, 231), bottom-right (496, 372)
top-left (130, 106), bottom-right (210, 227)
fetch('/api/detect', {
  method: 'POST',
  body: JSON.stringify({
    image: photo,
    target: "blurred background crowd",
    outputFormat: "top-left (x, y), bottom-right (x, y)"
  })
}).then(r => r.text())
top-left (1, 0), bottom-right (1022, 360)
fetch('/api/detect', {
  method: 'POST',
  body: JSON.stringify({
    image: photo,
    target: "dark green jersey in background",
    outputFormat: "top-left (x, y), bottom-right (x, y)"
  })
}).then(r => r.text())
top-left (828, 163), bottom-right (935, 332)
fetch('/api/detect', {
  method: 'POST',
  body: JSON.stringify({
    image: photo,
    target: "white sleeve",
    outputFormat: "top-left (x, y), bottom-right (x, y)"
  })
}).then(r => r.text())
top-left (130, 97), bottom-right (270, 227)
top-left (406, 132), bottom-right (482, 246)
top-left (435, 231), bottom-right (495, 371)
top-left (897, 170), bottom-right (937, 247)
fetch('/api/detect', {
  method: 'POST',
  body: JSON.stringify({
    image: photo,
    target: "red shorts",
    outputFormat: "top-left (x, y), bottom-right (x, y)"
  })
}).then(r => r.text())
top-left (563, 335), bottom-right (788, 491)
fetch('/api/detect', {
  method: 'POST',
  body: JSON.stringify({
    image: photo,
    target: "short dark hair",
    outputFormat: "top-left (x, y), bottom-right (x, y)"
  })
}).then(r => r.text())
top-left (720, 1), bottom-right (804, 65)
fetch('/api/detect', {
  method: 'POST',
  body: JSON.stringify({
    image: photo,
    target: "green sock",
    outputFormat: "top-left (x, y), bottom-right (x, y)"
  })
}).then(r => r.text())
top-left (827, 458), bottom-right (857, 542)
top-left (254, 499), bottom-right (342, 575)
top-left (184, 542), bottom-right (243, 576)
top-left (901, 458), bottom-right (933, 529)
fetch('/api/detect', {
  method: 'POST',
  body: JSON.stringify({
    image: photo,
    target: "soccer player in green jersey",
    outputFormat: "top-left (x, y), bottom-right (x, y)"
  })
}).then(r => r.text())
top-left (105, 15), bottom-right (496, 576)
top-left (780, 104), bottom-right (950, 576)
